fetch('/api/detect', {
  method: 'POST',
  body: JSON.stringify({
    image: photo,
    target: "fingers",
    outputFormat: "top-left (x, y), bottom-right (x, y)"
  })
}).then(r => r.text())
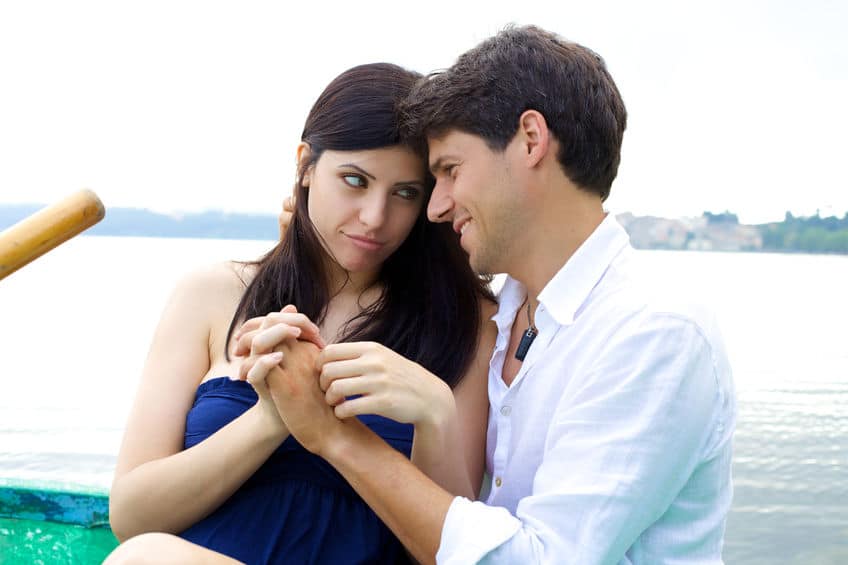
top-left (318, 358), bottom-right (374, 392)
top-left (234, 325), bottom-right (300, 358)
top-left (245, 351), bottom-right (284, 396)
top-left (236, 305), bottom-right (297, 332)
top-left (332, 395), bottom-right (382, 420)
top-left (279, 195), bottom-right (295, 239)
top-left (233, 309), bottom-right (324, 356)
top-left (323, 375), bottom-right (375, 406)
top-left (277, 196), bottom-right (294, 240)
top-left (237, 356), bottom-right (254, 381)
top-left (284, 194), bottom-right (296, 213)
top-left (235, 306), bottom-right (302, 337)
top-left (316, 342), bottom-right (387, 391)
top-left (316, 342), bottom-right (378, 365)
top-left (253, 324), bottom-right (302, 354)
top-left (257, 310), bottom-right (320, 341)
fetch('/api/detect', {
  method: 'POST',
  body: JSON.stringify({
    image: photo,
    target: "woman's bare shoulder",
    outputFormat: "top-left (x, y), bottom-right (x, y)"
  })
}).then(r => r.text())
top-left (175, 261), bottom-right (255, 298)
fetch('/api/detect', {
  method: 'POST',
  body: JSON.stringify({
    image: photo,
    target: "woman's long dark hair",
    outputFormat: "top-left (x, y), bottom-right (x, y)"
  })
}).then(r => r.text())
top-left (225, 63), bottom-right (493, 388)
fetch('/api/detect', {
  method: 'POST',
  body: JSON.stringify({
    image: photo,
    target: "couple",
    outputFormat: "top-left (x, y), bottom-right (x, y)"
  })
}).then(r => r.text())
top-left (105, 25), bottom-right (736, 565)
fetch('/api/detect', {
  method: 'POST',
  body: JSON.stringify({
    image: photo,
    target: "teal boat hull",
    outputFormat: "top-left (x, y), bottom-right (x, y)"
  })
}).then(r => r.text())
top-left (0, 479), bottom-right (118, 564)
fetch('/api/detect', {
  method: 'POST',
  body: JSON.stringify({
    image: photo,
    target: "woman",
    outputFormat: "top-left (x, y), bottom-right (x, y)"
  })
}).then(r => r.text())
top-left (105, 63), bottom-right (495, 564)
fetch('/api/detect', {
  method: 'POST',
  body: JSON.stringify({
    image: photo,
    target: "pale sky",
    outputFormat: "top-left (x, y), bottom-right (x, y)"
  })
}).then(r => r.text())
top-left (1, 0), bottom-right (845, 224)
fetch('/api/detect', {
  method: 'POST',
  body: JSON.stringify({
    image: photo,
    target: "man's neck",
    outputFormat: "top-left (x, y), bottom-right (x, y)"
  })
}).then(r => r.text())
top-left (509, 198), bottom-right (606, 302)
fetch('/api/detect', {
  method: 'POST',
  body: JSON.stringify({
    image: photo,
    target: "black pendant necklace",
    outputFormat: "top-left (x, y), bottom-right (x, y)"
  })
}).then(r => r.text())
top-left (515, 300), bottom-right (538, 362)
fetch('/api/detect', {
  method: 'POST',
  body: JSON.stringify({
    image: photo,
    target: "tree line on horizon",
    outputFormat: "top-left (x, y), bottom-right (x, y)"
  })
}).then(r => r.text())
top-left (760, 212), bottom-right (848, 254)
top-left (702, 210), bottom-right (848, 254)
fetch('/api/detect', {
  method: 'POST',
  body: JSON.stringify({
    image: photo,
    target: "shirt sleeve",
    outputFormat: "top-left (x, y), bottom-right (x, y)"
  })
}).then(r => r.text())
top-left (437, 314), bottom-right (726, 564)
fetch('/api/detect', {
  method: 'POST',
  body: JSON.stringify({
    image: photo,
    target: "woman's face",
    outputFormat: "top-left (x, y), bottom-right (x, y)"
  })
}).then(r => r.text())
top-left (304, 145), bottom-right (427, 278)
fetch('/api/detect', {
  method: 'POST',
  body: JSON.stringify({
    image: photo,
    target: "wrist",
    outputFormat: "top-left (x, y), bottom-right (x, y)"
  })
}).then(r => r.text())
top-left (416, 383), bottom-right (457, 434)
top-left (319, 418), bottom-right (369, 464)
top-left (247, 402), bottom-right (288, 445)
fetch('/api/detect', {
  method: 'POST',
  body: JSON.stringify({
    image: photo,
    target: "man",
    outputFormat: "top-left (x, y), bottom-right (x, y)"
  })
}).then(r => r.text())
top-left (265, 25), bottom-right (736, 564)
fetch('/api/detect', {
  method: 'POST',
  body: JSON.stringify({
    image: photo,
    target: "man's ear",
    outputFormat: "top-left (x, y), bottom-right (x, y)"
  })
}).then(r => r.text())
top-left (517, 110), bottom-right (551, 168)
top-left (296, 142), bottom-right (313, 186)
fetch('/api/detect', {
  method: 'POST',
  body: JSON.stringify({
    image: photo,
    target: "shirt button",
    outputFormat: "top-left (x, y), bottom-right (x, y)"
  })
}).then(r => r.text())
top-left (495, 477), bottom-right (503, 487)
top-left (500, 405), bottom-right (512, 417)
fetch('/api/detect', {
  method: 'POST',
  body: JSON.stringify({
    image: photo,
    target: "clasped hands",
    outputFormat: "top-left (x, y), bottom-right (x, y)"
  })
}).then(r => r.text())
top-left (231, 305), bottom-right (455, 454)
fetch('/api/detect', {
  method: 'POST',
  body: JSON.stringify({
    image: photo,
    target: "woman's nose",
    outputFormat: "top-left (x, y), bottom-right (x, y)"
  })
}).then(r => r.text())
top-left (359, 194), bottom-right (388, 229)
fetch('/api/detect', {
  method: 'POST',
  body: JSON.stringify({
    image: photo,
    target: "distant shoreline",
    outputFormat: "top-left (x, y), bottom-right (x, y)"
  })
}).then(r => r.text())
top-left (2, 204), bottom-right (847, 254)
top-left (1, 204), bottom-right (279, 242)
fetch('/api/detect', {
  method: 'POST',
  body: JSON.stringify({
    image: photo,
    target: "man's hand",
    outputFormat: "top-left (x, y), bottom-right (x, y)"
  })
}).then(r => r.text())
top-left (318, 342), bottom-right (455, 430)
top-left (278, 194), bottom-right (295, 240)
top-left (265, 338), bottom-right (346, 456)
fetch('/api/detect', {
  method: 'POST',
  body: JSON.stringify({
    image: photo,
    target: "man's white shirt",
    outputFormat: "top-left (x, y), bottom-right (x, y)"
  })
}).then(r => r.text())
top-left (437, 214), bottom-right (736, 564)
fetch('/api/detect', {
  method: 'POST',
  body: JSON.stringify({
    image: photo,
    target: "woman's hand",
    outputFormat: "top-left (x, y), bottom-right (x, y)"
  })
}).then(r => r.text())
top-left (232, 305), bottom-right (325, 363)
top-left (317, 342), bottom-right (456, 430)
top-left (233, 305), bottom-right (324, 432)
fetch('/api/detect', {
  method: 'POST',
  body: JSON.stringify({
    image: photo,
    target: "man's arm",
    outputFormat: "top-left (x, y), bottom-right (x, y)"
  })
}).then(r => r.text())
top-left (437, 314), bottom-right (731, 564)
top-left (268, 314), bottom-right (730, 564)
top-left (264, 338), bottom-right (452, 564)
top-left (323, 421), bottom-right (454, 563)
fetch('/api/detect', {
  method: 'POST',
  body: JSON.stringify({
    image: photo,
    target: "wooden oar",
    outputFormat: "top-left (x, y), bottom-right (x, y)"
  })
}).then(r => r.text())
top-left (0, 189), bottom-right (105, 281)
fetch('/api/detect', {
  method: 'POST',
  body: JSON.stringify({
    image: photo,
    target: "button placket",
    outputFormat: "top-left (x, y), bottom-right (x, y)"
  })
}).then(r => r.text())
top-left (491, 388), bottom-right (514, 493)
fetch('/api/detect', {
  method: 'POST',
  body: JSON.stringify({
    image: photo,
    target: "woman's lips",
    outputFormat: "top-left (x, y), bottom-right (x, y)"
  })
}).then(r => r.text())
top-left (345, 233), bottom-right (385, 251)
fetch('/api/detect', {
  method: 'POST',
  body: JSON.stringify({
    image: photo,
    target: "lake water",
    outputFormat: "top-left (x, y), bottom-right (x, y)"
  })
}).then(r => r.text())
top-left (1, 236), bottom-right (846, 563)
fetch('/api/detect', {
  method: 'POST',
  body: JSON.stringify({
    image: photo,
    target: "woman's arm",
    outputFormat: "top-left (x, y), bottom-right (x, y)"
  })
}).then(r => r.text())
top-left (109, 263), bottom-right (289, 541)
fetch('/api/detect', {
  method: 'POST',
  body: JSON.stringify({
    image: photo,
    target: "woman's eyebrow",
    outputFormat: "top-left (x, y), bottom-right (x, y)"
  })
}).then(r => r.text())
top-left (338, 163), bottom-right (377, 180)
top-left (339, 163), bottom-right (423, 187)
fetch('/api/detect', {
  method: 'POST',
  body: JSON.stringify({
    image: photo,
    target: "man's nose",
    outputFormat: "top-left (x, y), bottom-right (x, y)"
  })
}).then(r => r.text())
top-left (427, 180), bottom-right (454, 223)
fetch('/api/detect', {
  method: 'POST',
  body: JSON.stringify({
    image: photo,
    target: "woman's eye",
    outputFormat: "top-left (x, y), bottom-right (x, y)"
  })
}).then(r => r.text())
top-left (395, 187), bottom-right (421, 200)
top-left (343, 174), bottom-right (366, 188)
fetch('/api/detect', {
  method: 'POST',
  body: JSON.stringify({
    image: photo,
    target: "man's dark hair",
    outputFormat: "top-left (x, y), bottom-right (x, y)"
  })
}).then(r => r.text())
top-left (401, 25), bottom-right (627, 201)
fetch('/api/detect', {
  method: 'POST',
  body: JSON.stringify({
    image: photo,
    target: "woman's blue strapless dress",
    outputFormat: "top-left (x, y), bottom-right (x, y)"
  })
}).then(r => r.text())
top-left (178, 377), bottom-right (413, 564)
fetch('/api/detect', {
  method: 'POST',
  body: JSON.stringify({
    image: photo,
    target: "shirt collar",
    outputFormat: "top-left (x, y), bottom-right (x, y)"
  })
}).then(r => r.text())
top-left (491, 276), bottom-right (526, 334)
top-left (492, 213), bottom-right (631, 330)
top-left (539, 213), bottom-right (630, 325)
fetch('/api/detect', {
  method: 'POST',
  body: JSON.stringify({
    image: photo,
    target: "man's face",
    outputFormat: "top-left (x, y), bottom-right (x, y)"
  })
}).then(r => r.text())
top-left (427, 131), bottom-right (521, 275)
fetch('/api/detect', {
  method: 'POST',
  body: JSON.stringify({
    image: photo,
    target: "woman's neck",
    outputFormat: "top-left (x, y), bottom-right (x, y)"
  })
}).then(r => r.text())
top-left (321, 279), bottom-right (384, 344)
top-left (325, 262), bottom-right (380, 299)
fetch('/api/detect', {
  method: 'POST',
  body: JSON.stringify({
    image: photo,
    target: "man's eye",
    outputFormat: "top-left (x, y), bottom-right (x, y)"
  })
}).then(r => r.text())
top-left (445, 165), bottom-right (458, 178)
top-left (343, 174), bottom-right (366, 188)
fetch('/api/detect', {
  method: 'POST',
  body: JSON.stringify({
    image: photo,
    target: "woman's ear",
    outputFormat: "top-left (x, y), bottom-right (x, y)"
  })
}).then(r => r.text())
top-left (296, 142), bottom-right (313, 187)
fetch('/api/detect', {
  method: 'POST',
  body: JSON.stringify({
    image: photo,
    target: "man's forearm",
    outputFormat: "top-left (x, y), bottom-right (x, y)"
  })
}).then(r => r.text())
top-left (322, 420), bottom-right (455, 565)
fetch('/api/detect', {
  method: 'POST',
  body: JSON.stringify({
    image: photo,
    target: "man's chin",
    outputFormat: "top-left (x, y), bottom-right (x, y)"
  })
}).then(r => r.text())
top-left (469, 253), bottom-right (496, 278)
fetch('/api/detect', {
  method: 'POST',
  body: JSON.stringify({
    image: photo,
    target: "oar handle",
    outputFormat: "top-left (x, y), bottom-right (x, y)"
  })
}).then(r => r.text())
top-left (0, 189), bottom-right (106, 281)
